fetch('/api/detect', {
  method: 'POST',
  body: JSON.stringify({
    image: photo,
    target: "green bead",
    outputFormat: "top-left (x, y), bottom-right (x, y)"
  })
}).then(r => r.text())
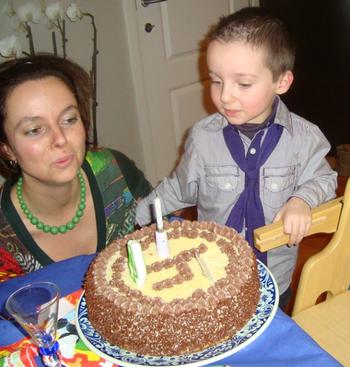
top-left (30, 217), bottom-right (38, 225)
top-left (36, 222), bottom-right (44, 230)
top-left (72, 216), bottom-right (80, 224)
top-left (27, 213), bottom-right (33, 220)
top-left (58, 225), bottom-right (67, 234)
top-left (43, 225), bottom-right (51, 233)
top-left (76, 209), bottom-right (83, 218)
top-left (67, 221), bottom-right (75, 230)
top-left (78, 203), bottom-right (85, 210)
top-left (50, 227), bottom-right (59, 235)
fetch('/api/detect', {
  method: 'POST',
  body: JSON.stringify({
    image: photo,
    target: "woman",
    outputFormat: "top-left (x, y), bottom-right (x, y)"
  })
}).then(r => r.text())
top-left (0, 54), bottom-right (152, 281)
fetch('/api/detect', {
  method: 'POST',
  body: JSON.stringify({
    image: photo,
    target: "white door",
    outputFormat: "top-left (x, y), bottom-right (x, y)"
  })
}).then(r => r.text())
top-left (125, 0), bottom-right (258, 185)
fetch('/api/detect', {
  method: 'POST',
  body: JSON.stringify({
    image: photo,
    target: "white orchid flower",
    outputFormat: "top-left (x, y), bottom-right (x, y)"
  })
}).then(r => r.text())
top-left (66, 3), bottom-right (82, 22)
top-left (1, 1), bottom-right (16, 17)
top-left (42, 14), bottom-right (55, 30)
top-left (0, 36), bottom-right (22, 58)
top-left (45, 2), bottom-right (64, 22)
top-left (38, 0), bottom-right (46, 13)
top-left (17, 2), bottom-right (41, 23)
top-left (10, 16), bottom-right (26, 32)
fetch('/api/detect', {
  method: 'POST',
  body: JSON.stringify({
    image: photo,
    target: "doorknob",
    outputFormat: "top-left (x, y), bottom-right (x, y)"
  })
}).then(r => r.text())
top-left (145, 23), bottom-right (155, 33)
top-left (142, 0), bottom-right (167, 6)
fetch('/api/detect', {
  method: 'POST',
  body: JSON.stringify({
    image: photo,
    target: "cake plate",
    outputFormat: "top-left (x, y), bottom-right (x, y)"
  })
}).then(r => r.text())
top-left (76, 261), bottom-right (278, 367)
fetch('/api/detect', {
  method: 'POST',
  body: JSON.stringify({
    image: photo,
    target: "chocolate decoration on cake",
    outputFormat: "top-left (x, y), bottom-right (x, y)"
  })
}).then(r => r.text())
top-left (84, 220), bottom-right (260, 356)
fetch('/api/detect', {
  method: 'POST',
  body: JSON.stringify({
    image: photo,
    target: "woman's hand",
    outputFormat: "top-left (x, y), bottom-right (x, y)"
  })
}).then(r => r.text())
top-left (273, 197), bottom-right (312, 246)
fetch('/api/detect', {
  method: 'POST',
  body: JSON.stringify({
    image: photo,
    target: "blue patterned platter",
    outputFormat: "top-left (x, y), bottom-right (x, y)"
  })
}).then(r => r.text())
top-left (76, 261), bottom-right (278, 367)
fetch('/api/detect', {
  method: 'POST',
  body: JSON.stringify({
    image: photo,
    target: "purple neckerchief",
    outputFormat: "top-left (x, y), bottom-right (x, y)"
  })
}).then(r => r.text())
top-left (223, 121), bottom-right (283, 264)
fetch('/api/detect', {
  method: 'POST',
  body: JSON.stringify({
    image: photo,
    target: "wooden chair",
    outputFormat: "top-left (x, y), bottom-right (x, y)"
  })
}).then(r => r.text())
top-left (254, 178), bottom-right (350, 366)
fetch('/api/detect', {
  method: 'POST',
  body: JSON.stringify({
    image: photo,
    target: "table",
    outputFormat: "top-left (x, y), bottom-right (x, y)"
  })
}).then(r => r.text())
top-left (0, 255), bottom-right (342, 367)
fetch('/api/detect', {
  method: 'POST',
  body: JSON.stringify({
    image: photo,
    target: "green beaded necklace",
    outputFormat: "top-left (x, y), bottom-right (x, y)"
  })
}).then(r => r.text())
top-left (16, 170), bottom-right (86, 235)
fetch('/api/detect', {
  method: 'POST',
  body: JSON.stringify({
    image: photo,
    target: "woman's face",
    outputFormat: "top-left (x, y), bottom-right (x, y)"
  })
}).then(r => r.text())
top-left (3, 76), bottom-right (86, 185)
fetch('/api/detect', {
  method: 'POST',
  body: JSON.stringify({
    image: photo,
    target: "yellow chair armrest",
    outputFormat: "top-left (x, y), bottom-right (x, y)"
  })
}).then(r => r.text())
top-left (254, 197), bottom-right (343, 252)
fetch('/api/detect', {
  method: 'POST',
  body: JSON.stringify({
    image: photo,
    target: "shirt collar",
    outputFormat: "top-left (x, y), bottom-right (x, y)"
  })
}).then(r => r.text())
top-left (273, 96), bottom-right (294, 135)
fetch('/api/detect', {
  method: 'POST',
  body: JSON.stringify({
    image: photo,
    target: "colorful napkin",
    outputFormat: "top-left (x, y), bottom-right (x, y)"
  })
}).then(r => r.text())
top-left (0, 289), bottom-right (119, 367)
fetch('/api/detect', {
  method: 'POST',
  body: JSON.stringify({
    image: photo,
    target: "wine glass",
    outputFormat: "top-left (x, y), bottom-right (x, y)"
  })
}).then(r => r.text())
top-left (5, 282), bottom-right (63, 367)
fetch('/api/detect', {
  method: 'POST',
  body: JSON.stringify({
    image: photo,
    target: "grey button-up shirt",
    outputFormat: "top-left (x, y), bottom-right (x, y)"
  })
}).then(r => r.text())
top-left (136, 98), bottom-right (337, 294)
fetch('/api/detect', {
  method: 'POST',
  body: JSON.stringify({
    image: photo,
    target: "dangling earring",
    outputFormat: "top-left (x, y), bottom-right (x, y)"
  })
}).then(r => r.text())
top-left (9, 159), bottom-right (17, 168)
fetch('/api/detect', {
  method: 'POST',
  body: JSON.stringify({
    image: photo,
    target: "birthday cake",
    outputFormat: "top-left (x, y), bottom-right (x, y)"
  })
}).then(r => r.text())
top-left (84, 220), bottom-right (260, 356)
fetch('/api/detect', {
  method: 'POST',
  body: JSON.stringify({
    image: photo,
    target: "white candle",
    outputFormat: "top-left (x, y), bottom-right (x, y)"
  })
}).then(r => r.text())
top-left (153, 196), bottom-right (170, 258)
top-left (155, 230), bottom-right (170, 259)
top-left (153, 196), bottom-right (163, 232)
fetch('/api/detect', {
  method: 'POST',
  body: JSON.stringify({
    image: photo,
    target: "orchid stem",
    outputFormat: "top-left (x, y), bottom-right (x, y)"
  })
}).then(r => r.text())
top-left (52, 31), bottom-right (57, 56)
top-left (85, 13), bottom-right (98, 147)
top-left (25, 23), bottom-right (35, 56)
top-left (57, 19), bottom-right (67, 58)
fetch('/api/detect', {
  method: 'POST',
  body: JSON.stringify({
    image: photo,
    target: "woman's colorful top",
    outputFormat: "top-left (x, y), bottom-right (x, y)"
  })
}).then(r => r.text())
top-left (0, 148), bottom-right (152, 282)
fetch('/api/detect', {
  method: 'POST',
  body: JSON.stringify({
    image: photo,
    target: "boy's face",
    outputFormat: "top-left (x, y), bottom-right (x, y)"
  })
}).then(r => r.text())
top-left (207, 40), bottom-right (292, 125)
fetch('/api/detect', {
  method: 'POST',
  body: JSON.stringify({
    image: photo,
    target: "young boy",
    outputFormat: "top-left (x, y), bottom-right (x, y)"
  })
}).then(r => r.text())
top-left (136, 7), bottom-right (337, 308)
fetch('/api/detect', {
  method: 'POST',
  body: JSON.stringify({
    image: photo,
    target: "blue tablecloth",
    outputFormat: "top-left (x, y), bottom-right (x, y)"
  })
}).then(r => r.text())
top-left (0, 255), bottom-right (341, 367)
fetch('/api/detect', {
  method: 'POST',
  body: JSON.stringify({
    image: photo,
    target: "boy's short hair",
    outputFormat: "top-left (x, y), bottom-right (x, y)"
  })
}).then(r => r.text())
top-left (207, 7), bottom-right (296, 81)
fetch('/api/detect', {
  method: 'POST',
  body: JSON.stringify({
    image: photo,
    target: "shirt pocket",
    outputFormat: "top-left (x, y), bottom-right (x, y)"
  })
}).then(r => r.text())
top-left (205, 165), bottom-right (239, 192)
top-left (263, 166), bottom-right (296, 209)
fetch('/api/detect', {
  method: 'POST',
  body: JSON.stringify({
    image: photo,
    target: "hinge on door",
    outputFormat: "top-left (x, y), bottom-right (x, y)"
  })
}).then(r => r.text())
top-left (142, 0), bottom-right (167, 6)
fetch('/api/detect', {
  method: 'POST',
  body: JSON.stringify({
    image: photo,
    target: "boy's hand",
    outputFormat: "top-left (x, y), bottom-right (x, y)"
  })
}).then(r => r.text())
top-left (273, 197), bottom-right (312, 245)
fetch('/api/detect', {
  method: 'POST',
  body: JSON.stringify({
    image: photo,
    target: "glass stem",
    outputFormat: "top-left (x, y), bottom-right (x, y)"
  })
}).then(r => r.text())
top-left (39, 341), bottom-right (62, 367)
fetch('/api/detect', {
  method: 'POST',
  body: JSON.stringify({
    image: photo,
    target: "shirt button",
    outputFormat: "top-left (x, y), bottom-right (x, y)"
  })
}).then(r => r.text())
top-left (224, 182), bottom-right (232, 190)
top-left (271, 183), bottom-right (279, 191)
top-left (249, 148), bottom-right (256, 155)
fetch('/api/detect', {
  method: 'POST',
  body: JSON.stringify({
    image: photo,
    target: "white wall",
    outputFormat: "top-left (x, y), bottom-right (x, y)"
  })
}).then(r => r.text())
top-left (0, 0), bottom-right (146, 183)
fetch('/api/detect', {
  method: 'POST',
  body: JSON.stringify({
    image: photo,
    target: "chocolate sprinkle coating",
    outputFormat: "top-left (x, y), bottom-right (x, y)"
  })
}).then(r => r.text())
top-left (85, 221), bottom-right (260, 356)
